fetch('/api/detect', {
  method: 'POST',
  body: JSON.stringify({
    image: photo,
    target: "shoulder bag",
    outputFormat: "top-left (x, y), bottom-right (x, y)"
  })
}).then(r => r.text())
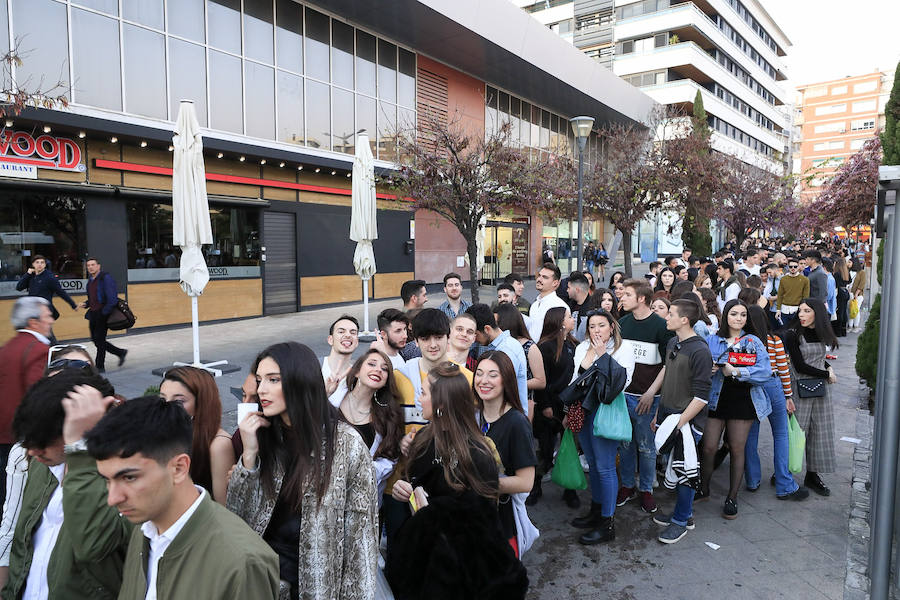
top-left (795, 377), bottom-right (826, 398)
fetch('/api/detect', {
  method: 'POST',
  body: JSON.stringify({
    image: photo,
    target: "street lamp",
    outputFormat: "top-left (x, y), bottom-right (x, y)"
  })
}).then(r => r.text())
top-left (570, 116), bottom-right (594, 272)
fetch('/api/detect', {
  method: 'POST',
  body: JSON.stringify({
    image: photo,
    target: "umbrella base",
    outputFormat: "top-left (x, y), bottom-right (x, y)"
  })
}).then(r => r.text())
top-left (152, 360), bottom-right (241, 378)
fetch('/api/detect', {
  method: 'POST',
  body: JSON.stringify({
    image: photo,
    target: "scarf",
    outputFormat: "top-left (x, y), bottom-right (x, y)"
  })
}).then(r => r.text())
top-left (718, 275), bottom-right (738, 300)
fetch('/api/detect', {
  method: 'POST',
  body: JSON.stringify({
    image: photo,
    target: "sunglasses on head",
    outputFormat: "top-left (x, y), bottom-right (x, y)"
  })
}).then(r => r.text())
top-left (47, 358), bottom-right (92, 371)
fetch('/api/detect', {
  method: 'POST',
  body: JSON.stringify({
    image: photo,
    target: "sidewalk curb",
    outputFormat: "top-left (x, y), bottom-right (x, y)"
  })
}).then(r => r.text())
top-left (845, 403), bottom-right (873, 600)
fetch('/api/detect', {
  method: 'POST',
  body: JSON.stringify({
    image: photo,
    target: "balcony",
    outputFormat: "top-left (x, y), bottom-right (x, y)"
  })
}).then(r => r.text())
top-left (613, 40), bottom-right (786, 125)
top-left (615, 2), bottom-right (788, 95)
top-left (637, 78), bottom-right (784, 150)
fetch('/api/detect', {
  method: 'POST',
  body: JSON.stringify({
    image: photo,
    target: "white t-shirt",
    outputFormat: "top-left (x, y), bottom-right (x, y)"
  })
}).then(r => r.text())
top-left (527, 292), bottom-right (569, 342)
top-left (321, 356), bottom-right (349, 408)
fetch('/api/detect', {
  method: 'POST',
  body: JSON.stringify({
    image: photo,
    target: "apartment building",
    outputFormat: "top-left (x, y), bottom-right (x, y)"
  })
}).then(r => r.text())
top-left (520, 0), bottom-right (792, 254)
top-left (793, 71), bottom-right (893, 203)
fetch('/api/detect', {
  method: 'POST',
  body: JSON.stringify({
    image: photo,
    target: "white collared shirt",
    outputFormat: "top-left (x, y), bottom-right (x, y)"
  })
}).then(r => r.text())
top-left (23, 463), bottom-right (66, 600)
top-left (141, 486), bottom-right (205, 600)
top-left (527, 292), bottom-right (569, 342)
top-left (17, 329), bottom-right (51, 346)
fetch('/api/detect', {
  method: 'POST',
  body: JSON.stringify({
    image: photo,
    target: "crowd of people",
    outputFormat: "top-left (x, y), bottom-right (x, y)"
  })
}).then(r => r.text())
top-left (0, 237), bottom-right (868, 599)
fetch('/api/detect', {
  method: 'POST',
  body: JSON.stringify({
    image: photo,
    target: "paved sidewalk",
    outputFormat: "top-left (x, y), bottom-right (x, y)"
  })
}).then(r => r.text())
top-left (523, 331), bottom-right (864, 600)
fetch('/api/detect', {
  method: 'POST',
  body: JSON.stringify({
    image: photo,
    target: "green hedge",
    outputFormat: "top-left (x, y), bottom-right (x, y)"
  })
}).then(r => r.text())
top-left (856, 239), bottom-right (885, 389)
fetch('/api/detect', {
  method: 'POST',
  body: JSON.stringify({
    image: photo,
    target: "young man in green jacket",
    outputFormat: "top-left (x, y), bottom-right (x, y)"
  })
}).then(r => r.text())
top-left (2, 370), bottom-right (132, 600)
top-left (83, 394), bottom-right (279, 600)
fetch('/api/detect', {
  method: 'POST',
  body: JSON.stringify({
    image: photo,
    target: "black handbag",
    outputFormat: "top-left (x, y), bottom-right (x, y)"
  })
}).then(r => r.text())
top-left (796, 377), bottom-right (827, 398)
top-left (560, 363), bottom-right (600, 408)
top-left (107, 298), bottom-right (137, 330)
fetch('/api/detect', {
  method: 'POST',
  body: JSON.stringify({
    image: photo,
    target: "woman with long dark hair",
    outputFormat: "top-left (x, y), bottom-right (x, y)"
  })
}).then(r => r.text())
top-left (700, 288), bottom-right (721, 331)
top-left (741, 305), bottom-right (809, 499)
top-left (699, 300), bottom-right (772, 520)
top-left (227, 342), bottom-right (377, 599)
top-left (388, 362), bottom-right (527, 599)
top-left (593, 288), bottom-right (619, 320)
top-left (533, 306), bottom-right (577, 507)
top-left (654, 268), bottom-right (676, 296)
top-left (833, 256), bottom-right (851, 337)
top-left (473, 350), bottom-right (536, 557)
top-left (160, 366), bottom-right (234, 502)
top-left (780, 298), bottom-right (838, 496)
top-left (339, 348), bottom-right (405, 500)
top-left (569, 310), bottom-right (634, 545)
top-left (495, 303), bottom-right (546, 420)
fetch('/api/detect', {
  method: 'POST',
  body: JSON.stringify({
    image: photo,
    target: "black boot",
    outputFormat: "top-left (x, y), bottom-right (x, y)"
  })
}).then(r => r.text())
top-left (579, 516), bottom-right (615, 545)
top-left (571, 501), bottom-right (602, 528)
top-left (526, 478), bottom-right (542, 506)
top-left (562, 488), bottom-right (581, 509)
top-left (804, 471), bottom-right (831, 497)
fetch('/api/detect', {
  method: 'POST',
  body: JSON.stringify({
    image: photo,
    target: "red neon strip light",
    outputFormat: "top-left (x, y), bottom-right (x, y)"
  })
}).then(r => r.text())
top-left (93, 158), bottom-right (400, 200)
top-left (0, 156), bottom-right (57, 168)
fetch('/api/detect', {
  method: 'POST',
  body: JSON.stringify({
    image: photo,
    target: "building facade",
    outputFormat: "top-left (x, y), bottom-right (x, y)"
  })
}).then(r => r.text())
top-left (0, 0), bottom-right (652, 340)
top-left (520, 0), bottom-right (793, 255)
top-left (792, 71), bottom-right (893, 205)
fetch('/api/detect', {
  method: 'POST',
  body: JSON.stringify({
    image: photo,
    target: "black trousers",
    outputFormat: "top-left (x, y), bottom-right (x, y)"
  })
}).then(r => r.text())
top-left (88, 311), bottom-right (124, 369)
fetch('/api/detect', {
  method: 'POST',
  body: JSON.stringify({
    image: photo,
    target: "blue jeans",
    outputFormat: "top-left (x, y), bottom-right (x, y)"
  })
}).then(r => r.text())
top-left (579, 408), bottom-right (619, 516)
top-left (744, 375), bottom-right (798, 495)
top-left (618, 393), bottom-right (660, 492)
top-left (671, 484), bottom-right (695, 527)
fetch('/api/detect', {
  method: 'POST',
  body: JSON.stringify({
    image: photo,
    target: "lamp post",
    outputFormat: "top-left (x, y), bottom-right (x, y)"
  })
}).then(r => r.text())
top-left (570, 116), bottom-right (595, 272)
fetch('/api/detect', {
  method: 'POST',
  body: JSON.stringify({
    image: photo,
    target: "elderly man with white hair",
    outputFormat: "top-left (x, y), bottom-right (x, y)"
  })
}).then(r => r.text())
top-left (0, 297), bottom-right (53, 505)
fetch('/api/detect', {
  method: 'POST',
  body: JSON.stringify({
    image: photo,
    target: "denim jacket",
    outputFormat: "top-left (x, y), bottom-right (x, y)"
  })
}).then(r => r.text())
top-left (705, 332), bottom-right (772, 420)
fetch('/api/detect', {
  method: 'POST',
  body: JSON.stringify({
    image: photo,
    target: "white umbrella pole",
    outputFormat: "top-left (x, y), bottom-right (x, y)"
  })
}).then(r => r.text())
top-left (362, 279), bottom-right (370, 333)
top-left (191, 295), bottom-right (201, 366)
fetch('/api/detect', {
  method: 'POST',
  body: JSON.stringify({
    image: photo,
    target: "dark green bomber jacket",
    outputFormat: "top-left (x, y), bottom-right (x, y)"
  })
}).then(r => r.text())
top-left (2, 451), bottom-right (133, 600)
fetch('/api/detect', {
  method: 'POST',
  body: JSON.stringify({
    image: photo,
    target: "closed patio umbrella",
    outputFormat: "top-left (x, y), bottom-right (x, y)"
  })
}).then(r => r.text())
top-left (350, 134), bottom-right (377, 335)
top-left (172, 99), bottom-right (227, 374)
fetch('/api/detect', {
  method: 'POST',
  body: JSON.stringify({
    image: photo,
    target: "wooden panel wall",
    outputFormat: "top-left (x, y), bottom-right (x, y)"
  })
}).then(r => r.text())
top-left (373, 272), bottom-right (414, 299)
top-left (127, 279), bottom-right (262, 329)
top-left (0, 294), bottom-right (93, 343)
top-left (300, 275), bottom-right (366, 306)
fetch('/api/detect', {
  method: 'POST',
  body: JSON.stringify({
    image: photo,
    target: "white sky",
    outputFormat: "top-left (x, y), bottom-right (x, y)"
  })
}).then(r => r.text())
top-left (759, 0), bottom-right (900, 91)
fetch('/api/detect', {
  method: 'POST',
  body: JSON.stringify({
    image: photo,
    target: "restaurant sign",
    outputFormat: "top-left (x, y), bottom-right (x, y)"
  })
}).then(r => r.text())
top-left (0, 130), bottom-right (85, 172)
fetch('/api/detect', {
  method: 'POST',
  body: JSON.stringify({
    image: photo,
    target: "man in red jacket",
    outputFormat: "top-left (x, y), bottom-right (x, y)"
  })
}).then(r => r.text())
top-left (0, 296), bottom-right (53, 504)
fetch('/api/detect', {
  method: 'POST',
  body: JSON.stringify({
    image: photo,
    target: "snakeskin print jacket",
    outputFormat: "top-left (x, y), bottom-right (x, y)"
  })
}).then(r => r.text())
top-left (226, 421), bottom-right (378, 600)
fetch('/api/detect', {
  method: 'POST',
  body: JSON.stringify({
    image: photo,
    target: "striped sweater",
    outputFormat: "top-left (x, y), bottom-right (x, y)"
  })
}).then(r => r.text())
top-left (767, 334), bottom-right (792, 398)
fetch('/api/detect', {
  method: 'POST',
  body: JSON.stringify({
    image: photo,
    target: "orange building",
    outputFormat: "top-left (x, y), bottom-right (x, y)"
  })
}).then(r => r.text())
top-left (793, 71), bottom-right (892, 204)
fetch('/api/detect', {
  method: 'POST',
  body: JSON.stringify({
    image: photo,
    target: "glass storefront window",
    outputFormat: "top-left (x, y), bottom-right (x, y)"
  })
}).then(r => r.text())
top-left (306, 80), bottom-right (330, 149)
top-left (209, 51), bottom-right (243, 133)
top-left (168, 38), bottom-right (208, 126)
top-left (377, 101), bottom-right (396, 162)
top-left (332, 88), bottom-right (355, 154)
top-left (73, 0), bottom-right (118, 16)
top-left (126, 201), bottom-right (261, 281)
top-left (167, 0), bottom-right (205, 42)
top-left (355, 30), bottom-right (377, 97)
top-left (304, 7), bottom-right (330, 82)
top-left (244, 0), bottom-right (274, 64)
top-left (123, 0), bottom-right (164, 30)
top-left (124, 24), bottom-right (167, 119)
top-left (208, 0), bottom-right (242, 54)
top-left (245, 61), bottom-right (276, 139)
top-left (377, 40), bottom-right (397, 103)
top-left (0, 193), bottom-right (87, 297)
top-left (331, 20), bottom-right (354, 90)
top-left (275, 0), bottom-right (303, 73)
top-left (13, 0), bottom-right (70, 100)
top-left (72, 8), bottom-right (122, 110)
top-left (356, 94), bottom-right (376, 154)
top-left (398, 49), bottom-right (416, 108)
top-left (277, 70), bottom-right (304, 144)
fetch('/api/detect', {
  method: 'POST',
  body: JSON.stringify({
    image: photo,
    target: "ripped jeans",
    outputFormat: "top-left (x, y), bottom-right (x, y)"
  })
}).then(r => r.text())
top-left (618, 393), bottom-right (661, 492)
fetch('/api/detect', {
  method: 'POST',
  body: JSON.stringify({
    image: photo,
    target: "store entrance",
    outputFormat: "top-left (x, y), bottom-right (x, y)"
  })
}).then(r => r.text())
top-left (263, 211), bottom-right (298, 315)
top-left (482, 223), bottom-right (529, 285)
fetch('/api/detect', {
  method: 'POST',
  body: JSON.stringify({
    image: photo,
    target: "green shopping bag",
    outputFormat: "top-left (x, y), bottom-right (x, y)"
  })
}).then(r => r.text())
top-left (593, 392), bottom-right (633, 442)
top-left (551, 429), bottom-right (588, 490)
top-left (788, 413), bottom-right (806, 474)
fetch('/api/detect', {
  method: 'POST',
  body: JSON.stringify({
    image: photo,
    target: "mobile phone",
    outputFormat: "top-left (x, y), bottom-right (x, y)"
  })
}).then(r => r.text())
top-left (237, 402), bottom-right (258, 425)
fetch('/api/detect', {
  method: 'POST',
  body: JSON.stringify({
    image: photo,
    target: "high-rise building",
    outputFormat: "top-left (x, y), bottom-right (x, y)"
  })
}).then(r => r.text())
top-left (521, 0), bottom-right (793, 253)
top-left (793, 70), bottom-right (893, 204)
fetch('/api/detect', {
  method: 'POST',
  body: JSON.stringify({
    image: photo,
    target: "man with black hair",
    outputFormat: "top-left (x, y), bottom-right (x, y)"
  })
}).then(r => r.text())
top-left (566, 272), bottom-right (594, 342)
top-left (687, 257), bottom-right (702, 281)
top-left (465, 304), bottom-right (528, 414)
top-left (437, 273), bottom-right (471, 320)
top-left (739, 248), bottom-right (761, 277)
top-left (373, 308), bottom-right (409, 369)
top-left (803, 250), bottom-right (828, 303)
top-left (321, 315), bottom-right (359, 406)
top-left (715, 260), bottom-right (741, 311)
top-left (677, 248), bottom-right (692, 269)
top-left (15, 254), bottom-right (78, 322)
top-left (494, 282), bottom-right (517, 308)
top-left (82, 257), bottom-right (127, 372)
top-left (503, 273), bottom-right (531, 314)
top-left (665, 256), bottom-right (679, 269)
top-left (85, 397), bottom-right (279, 599)
top-left (528, 263), bottom-right (568, 342)
top-left (651, 299), bottom-right (712, 545)
top-left (400, 279), bottom-right (428, 310)
top-left (2, 370), bottom-right (126, 599)
top-left (645, 261), bottom-right (662, 288)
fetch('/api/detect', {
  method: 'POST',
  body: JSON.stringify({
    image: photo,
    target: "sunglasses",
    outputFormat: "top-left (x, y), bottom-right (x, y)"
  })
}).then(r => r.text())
top-left (668, 340), bottom-right (683, 361)
top-left (788, 265), bottom-right (799, 269)
top-left (47, 358), bottom-right (92, 371)
top-left (47, 343), bottom-right (90, 366)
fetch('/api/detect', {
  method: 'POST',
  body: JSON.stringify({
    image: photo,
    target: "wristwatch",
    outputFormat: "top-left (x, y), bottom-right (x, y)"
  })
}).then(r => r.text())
top-left (64, 439), bottom-right (89, 454)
